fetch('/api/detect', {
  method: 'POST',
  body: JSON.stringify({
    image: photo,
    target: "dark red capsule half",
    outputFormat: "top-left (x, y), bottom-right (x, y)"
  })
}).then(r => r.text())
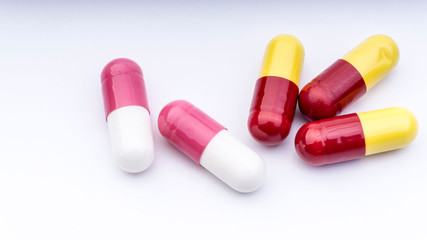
top-left (248, 76), bottom-right (299, 146)
top-left (294, 113), bottom-right (366, 166)
top-left (298, 59), bottom-right (367, 121)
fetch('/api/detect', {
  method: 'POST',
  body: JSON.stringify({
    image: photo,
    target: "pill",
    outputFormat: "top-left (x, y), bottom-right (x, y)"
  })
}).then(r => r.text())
top-left (158, 100), bottom-right (265, 193)
top-left (295, 107), bottom-right (418, 166)
top-left (101, 58), bottom-right (154, 173)
top-left (299, 34), bottom-right (399, 120)
top-left (248, 35), bottom-right (304, 145)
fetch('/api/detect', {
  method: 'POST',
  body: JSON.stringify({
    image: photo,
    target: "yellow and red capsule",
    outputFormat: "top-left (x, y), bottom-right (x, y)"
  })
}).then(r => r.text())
top-left (248, 35), bottom-right (304, 145)
top-left (295, 107), bottom-right (418, 166)
top-left (299, 34), bottom-right (399, 120)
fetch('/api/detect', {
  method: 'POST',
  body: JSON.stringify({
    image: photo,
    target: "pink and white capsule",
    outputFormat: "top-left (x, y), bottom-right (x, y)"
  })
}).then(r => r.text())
top-left (158, 100), bottom-right (265, 193)
top-left (101, 58), bottom-right (154, 173)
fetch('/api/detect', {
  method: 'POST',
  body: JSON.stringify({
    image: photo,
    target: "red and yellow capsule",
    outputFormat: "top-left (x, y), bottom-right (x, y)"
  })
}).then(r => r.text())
top-left (299, 34), bottom-right (399, 121)
top-left (248, 35), bottom-right (304, 145)
top-left (295, 107), bottom-right (418, 166)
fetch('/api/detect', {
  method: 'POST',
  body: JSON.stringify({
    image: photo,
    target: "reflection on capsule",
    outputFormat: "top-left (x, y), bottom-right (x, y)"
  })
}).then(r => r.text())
top-left (158, 100), bottom-right (265, 193)
top-left (248, 35), bottom-right (304, 145)
top-left (295, 107), bottom-right (418, 166)
top-left (101, 58), bottom-right (154, 173)
top-left (299, 34), bottom-right (399, 120)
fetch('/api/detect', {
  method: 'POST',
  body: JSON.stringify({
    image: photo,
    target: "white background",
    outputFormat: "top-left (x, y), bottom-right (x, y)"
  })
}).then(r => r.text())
top-left (0, 1), bottom-right (426, 239)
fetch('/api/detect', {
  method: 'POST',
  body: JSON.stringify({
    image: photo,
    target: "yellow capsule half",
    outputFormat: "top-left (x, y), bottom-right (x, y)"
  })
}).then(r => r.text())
top-left (358, 107), bottom-right (418, 155)
top-left (342, 34), bottom-right (399, 90)
top-left (259, 34), bottom-right (305, 86)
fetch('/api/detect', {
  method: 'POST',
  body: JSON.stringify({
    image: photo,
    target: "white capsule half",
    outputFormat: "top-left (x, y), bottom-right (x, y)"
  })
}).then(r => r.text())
top-left (200, 130), bottom-right (265, 193)
top-left (107, 106), bottom-right (155, 173)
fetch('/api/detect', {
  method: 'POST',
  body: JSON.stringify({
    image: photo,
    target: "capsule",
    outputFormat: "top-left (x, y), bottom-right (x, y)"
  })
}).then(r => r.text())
top-left (158, 100), bottom-right (265, 193)
top-left (248, 35), bottom-right (304, 145)
top-left (295, 107), bottom-right (418, 166)
top-left (299, 34), bottom-right (399, 120)
top-left (101, 58), bottom-right (154, 173)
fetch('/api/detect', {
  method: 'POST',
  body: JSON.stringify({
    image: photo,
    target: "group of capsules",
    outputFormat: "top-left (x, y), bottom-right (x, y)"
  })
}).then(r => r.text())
top-left (101, 34), bottom-right (418, 193)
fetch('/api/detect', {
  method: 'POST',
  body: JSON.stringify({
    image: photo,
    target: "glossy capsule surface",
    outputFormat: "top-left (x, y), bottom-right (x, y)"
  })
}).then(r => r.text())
top-left (248, 35), bottom-right (304, 145)
top-left (295, 107), bottom-right (418, 166)
top-left (101, 58), bottom-right (154, 173)
top-left (158, 100), bottom-right (265, 193)
top-left (299, 35), bottom-right (399, 120)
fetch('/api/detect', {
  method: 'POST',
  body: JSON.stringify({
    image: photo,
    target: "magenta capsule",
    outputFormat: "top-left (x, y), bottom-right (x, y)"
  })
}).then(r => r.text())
top-left (158, 100), bottom-right (265, 193)
top-left (101, 58), bottom-right (154, 173)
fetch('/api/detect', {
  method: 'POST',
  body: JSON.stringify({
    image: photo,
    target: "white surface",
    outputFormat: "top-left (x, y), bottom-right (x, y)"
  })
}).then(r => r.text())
top-left (200, 129), bottom-right (265, 193)
top-left (0, 1), bottom-right (426, 239)
top-left (107, 106), bottom-right (154, 173)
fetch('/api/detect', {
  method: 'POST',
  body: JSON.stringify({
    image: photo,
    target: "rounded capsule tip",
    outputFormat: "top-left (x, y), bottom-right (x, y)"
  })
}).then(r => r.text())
top-left (294, 123), bottom-right (327, 166)
top-left (248, 110), bottom-right (291, 146)
top-left (200, 130), bottom-right (265, 193)
top-left (115, 148), bottom-right (154, 173)
top-left (298, 84), bottom-right (339, 121)
top-left (158, 100), bottom-right (192, 139)
top-left (230, 159), bottom-right (265, 193)
top-left (363, 34), bottom-right (399, 70)
top-left (399, 108), bottom-right (418, 146)
top-left (270, 34), bottom-right (304, 50)
top-left (101, 58), bottom-right (142, 81)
